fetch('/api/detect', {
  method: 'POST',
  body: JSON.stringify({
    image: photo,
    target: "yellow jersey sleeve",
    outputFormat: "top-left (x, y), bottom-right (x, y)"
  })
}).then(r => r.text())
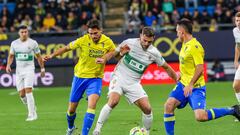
top-left (190, 44), bottom-right (204, 65)
top-left (69, 37), bottom-right (83, 50)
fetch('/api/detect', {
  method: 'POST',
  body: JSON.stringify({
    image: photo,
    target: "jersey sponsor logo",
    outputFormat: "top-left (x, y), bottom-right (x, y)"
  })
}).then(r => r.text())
top-left (15, 52), bottom-right (33, 61)
top-left (89, 49), bottom-right (104, 58)
top-left (123, 53), bottom-right (147, 74)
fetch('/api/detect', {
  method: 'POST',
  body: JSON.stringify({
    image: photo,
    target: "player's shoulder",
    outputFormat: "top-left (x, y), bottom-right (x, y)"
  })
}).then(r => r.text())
top-left (122, 38), bottom-right (139, 45)
top-left (28, 38), bottom-right (38, 44)
top-left (233, 27), bottom-right (240, 34)
top-left (11, 38), bottom-right (20, 45)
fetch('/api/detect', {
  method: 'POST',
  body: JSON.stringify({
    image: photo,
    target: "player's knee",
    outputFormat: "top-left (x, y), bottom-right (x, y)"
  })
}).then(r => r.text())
top-left (142, 107), bottom-right (152, 114)
top-left (233, 83), bottom-right (240, 91)
top-left (195, 112), bottom-right (208, 122)
top-left (164, 101), bottom-right (174, 113)
top-left (108, 99), bottom-right (119, 108)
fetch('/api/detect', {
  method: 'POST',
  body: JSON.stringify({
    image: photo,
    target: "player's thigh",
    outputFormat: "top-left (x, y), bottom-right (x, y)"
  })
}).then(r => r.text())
top-left (86, 78), bottom-right (102, 97)
top-left (189, 87), bottom-right (206, 110)
top-left (16, 72), bottom-right (24, 92)
top-left (168, 82), bottom-right (188, 109)
top-left (134, 96), bottom-right (152, 114)
top-left (69, 76), bottom-right (87, 102)
top-left (108, 76), bottom-right (123, 97)
top-left (23, 71), bottom-right (34, 89)
top-left (233, 67), bottom-right (240, 92)
top-left (124, 83), bottom-right (147, 104)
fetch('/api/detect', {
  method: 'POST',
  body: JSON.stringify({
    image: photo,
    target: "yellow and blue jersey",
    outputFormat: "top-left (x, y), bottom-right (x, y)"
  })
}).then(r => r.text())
top-left (179, 38), bottom-right (205, 87)
top-left (69, 34), bottom-right (115, 78)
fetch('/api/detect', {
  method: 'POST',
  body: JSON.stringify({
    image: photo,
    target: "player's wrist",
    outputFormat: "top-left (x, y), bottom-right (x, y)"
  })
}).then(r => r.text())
top-left (41, 68), bottom-right (45, 72)
top-left (119, 51), bottom-right (124, 56)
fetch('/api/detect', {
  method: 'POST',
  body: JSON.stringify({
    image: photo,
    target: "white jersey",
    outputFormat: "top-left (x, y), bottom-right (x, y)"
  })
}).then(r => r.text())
top-left (10, 38), bottom-right (40, 72)
top-left (113, 38), bottom-right (165, 83)
top-left (233, 27), bottom-right (240, 44)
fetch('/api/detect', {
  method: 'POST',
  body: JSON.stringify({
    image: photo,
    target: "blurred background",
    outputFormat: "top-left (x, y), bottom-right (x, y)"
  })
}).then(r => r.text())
top-left (0, 0), bottom-right (239, 88)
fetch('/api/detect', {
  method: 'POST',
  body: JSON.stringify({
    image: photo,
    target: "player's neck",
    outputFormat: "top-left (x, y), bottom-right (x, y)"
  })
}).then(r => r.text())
top-left (183, 35), bottom-right (193, 43)
top-left (20, 37), bottom-right (28, 42)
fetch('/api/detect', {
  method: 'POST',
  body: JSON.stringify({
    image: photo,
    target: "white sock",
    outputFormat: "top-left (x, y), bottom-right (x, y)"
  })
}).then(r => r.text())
top-left (142, 112), bottom-right (153, 132)
top-left (26, 93), bottom-right (36, 116)
top-left (94, 104), bottom-right (112, 132)
top-left (235, 92), bottom-right (240, 104)
top-left (20, 96), bottom-right (27, 105)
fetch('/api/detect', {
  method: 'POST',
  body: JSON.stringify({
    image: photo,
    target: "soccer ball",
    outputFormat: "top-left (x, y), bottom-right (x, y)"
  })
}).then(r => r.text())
top-left (129, 127), bottom-right (147, 135)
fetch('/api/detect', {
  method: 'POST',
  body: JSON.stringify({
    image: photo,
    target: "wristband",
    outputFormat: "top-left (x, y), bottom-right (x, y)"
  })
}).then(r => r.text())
top-left (41, 68), bottom-right (45, 72)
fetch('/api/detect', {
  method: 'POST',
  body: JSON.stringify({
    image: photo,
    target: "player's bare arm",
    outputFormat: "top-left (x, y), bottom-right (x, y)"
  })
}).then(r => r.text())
top-left (115, 44), bottom-right (130, 60)
top-left (234, 43), bottom-right (240, 69)
top-left (6, 53), bottom-right (14, 73)
top-left (161, 62), bottom-right (179, 82)
top-left (184, 64), bottom-right (204, 97)
top-left (35, 53), bottom-right (45, 77)
top-left (43, 45), bottom-right (71, 62)
top-left (96, 50), bottom-right (116, 64)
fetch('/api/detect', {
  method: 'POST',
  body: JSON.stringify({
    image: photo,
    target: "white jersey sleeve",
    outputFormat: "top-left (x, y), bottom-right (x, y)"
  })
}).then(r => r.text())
top-left (33, 40), bottom-right (40, 54)
top-left (233, 27), bottom-right (240, 43)
top-left (10, 42), bottom-right (15, 54)
top-left (155, 48), bottom-right (165, 66)
top-left (116, 39), bottom-right (130, 52)
top-left (148, 47), bottom-right (165, 66)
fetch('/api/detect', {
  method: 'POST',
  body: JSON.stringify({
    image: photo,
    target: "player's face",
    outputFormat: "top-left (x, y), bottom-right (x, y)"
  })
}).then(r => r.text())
top-left (88, 28), bottom-right (102, 43)
top-left (140, 34), bottom-right (154, 50)
top-left (176, 25), bottom-right (184, 42)
top-left (18, 29), bottom-right (29, 41)
top-left (235, 17), bottom-right (240, 29)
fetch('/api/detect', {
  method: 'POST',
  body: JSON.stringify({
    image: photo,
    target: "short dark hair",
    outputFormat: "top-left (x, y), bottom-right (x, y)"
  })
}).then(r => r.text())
top-left (18, 25), bottom-right (28, 31)
top-left (177, 18), bottom-right (193, 34)
top-left (235, 12), bottom-right (240, 18)
top-left (87, 19), bottom-right (101, 29)
top-left (141, 27), bottom-right (155, 37)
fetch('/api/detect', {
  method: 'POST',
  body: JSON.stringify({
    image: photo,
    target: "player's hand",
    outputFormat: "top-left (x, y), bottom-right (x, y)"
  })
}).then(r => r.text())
top-left (183, 85), bottom-right (193, 97)
top-left (176, 74), bottom-right (181, 82)
top-left (234, 61), bottom-right (239, 69)
top-left (6, 65), bottom-right (11, 73)
top-left (40, 68), bottom-right (45, 77)
top-left (95, 57), bottom-right (106, 64)
top-left (120, 44), bottom-right (130, 56)
top-left (43, 55), bottom-right (53, 62)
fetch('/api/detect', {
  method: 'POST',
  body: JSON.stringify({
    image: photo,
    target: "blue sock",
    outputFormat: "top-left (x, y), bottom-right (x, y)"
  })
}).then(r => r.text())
top-left (67, 112), bottom-right (76, 129)
top-left (164, 114), bottom-right (175, 135)
top-left (82, 108), bottom-right (95, 135)
top-left (206, 108), bottom-right (234, 120)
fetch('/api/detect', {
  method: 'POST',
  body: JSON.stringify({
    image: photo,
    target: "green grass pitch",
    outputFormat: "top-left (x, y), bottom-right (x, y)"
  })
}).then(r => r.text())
top-left (0, 82), bottom-right (239, 135)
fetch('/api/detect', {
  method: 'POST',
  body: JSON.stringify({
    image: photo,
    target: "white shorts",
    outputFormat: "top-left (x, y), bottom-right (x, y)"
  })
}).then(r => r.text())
top-left (16, 71), bottom-right (35, 91)
top-left (234, 66), bottom-right (240, 80)
top-left (108, 75), bottom-right (148, 104)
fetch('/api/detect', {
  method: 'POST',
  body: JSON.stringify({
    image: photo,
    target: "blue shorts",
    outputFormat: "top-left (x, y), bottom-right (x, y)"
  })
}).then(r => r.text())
top-left (69, 76), bottom-right (102, 102)
top-left (169, 82), bottom-right (206, 110)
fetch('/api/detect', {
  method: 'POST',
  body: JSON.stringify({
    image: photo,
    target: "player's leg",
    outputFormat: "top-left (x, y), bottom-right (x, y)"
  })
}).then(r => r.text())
top-left (16, 72), bottom-right (27, 105)
top-left (134, 97), bottom-right (152, 135)
top-left (164, 82), bottom-right (186, 135)
top-left (24, 71), bottom-right (37, 121)
top-left (66, 76), bottom-right (86, 135)
top-left (19, 89), bottom-right (27, 105)
top-left (25, 87), bottom-right (37, 121)
top-left (82, 78), bottom-right (102, 135)
top-left (233, 67), bottom-right (240, 104)
top-left (189, 87), bottom-right (235, 122)
top-left (93, 76), bottom-right (123, 135)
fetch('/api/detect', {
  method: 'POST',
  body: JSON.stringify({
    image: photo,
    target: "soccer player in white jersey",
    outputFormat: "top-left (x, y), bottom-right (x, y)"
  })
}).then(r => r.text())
top-left (6, 25), bottom-right (45, 121)
top-left (93, 27), bottom-right (179, 135)
top-left (233, 12), bottom-right (240, 106)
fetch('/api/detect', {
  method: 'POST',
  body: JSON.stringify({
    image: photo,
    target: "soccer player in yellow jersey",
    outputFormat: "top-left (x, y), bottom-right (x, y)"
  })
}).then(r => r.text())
top-left (43, 20), bottom-right (116, 135)
top-left (163, 19), bottom-right (240, 135)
